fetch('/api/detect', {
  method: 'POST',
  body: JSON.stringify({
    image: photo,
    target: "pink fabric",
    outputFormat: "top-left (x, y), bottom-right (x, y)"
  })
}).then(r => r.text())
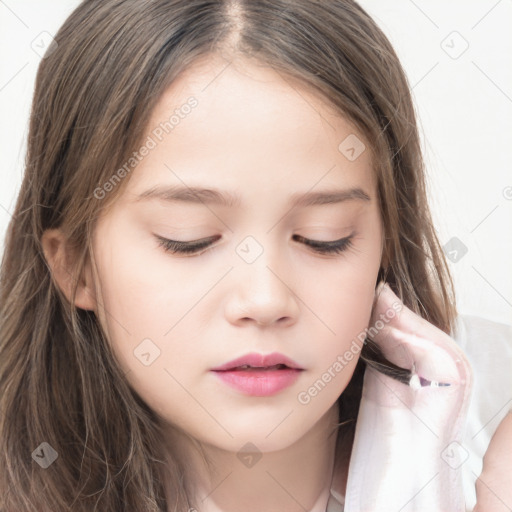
top-left (344, 282), bottom-right (473, 512)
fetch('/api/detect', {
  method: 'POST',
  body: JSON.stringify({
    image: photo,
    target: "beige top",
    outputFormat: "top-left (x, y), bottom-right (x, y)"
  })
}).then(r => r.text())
top-left (326, 487), bottom-right (345, 511)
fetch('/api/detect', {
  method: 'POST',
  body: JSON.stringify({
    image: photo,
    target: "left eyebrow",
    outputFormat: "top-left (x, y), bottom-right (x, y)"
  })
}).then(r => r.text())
top-left (133, 185), bottom-right (371, 209)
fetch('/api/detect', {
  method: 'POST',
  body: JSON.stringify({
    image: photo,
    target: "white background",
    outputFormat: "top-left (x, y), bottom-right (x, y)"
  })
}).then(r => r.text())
top-left (0, 0), bottom-right (511, 325)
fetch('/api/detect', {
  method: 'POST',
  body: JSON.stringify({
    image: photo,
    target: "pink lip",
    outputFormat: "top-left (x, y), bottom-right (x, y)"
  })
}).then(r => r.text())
top-left (211, 352), bottom-right (304, 397)
top-left (211, 352), bottom-right (303, 371)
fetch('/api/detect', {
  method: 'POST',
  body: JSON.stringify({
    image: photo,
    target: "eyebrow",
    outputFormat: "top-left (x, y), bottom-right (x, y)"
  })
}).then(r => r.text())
top-left (134, 185), bottom-right (371, 208)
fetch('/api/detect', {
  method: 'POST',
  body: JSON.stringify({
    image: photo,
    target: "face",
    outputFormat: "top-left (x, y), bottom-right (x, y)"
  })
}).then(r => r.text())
top-left (89, 54), bottom-right (385, 453)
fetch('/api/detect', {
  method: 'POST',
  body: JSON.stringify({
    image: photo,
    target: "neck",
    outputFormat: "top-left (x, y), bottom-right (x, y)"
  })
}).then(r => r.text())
top-left (166, 403), bottom-right (343, 512)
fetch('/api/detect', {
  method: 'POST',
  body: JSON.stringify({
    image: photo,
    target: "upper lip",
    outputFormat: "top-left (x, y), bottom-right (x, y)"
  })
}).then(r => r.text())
top-left (211, 352), bottom-right (303, 371)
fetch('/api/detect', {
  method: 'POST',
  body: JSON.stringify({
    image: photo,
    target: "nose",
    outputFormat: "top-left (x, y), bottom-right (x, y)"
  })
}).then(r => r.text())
top-left (224, 244), bottom-right (300, 328)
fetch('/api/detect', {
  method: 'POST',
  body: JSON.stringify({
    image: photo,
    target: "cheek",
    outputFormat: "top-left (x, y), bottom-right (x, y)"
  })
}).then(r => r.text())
top-left (305, 278), bottom-right (373, 387)
top-left (93, 214), bottom-right (203, 331)
top-left (302, 234), bottom-right (381, 346)
top-left (91, 243), bottom-right (205, 423)
top-left (90, 226), bottom-right (180, 367)
top-left (297, 238), bottom-right (380, 387)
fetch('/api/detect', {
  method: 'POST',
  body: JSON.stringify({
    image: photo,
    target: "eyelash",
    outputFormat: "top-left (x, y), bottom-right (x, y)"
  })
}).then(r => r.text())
top-left (155, 233), bottom-right (355, 256)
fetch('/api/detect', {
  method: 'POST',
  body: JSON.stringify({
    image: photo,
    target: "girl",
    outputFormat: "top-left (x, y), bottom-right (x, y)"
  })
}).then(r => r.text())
top-left (0, 1), bottom-right (509, 511)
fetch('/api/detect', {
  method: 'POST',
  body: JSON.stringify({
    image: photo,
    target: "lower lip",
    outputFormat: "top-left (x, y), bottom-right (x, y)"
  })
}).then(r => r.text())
top-left (212, 368), bottom-right (303, 396)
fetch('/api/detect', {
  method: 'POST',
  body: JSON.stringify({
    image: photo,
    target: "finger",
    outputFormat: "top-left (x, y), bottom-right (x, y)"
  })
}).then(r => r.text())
top-left (369, 282), bottom-right (471, 384)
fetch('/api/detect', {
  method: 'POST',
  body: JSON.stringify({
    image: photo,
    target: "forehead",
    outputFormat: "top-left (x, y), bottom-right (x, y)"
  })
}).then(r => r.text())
top-left (123, 54), bottom-right (376, 202)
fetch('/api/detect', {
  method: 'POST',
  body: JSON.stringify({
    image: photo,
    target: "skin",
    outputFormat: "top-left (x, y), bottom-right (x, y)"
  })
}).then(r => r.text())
top-left (473, 411), bottom-right (512, 512)
top-left (42, 54), bottom-right (386, 511)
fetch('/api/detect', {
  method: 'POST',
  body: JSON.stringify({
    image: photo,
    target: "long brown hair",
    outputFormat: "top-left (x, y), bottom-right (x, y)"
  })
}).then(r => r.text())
top-left (0, 1), bottom-right (457, 510)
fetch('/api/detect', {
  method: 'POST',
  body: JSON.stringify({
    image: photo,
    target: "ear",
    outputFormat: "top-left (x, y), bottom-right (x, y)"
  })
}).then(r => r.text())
top-left (41, 228), bottom-right (96, 311)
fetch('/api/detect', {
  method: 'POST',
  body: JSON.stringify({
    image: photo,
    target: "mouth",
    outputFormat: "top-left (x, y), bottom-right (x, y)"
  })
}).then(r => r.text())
top-left (211, 353), bottom-right (304, 396)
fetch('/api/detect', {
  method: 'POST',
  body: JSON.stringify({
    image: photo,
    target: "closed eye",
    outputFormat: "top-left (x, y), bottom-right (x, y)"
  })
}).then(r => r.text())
top-left (155, 233), bottom-right (355, 256)
top-left (292, 234), bottom-right (354, 254)
top-left (156, 235), bottom-right (220, 255)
